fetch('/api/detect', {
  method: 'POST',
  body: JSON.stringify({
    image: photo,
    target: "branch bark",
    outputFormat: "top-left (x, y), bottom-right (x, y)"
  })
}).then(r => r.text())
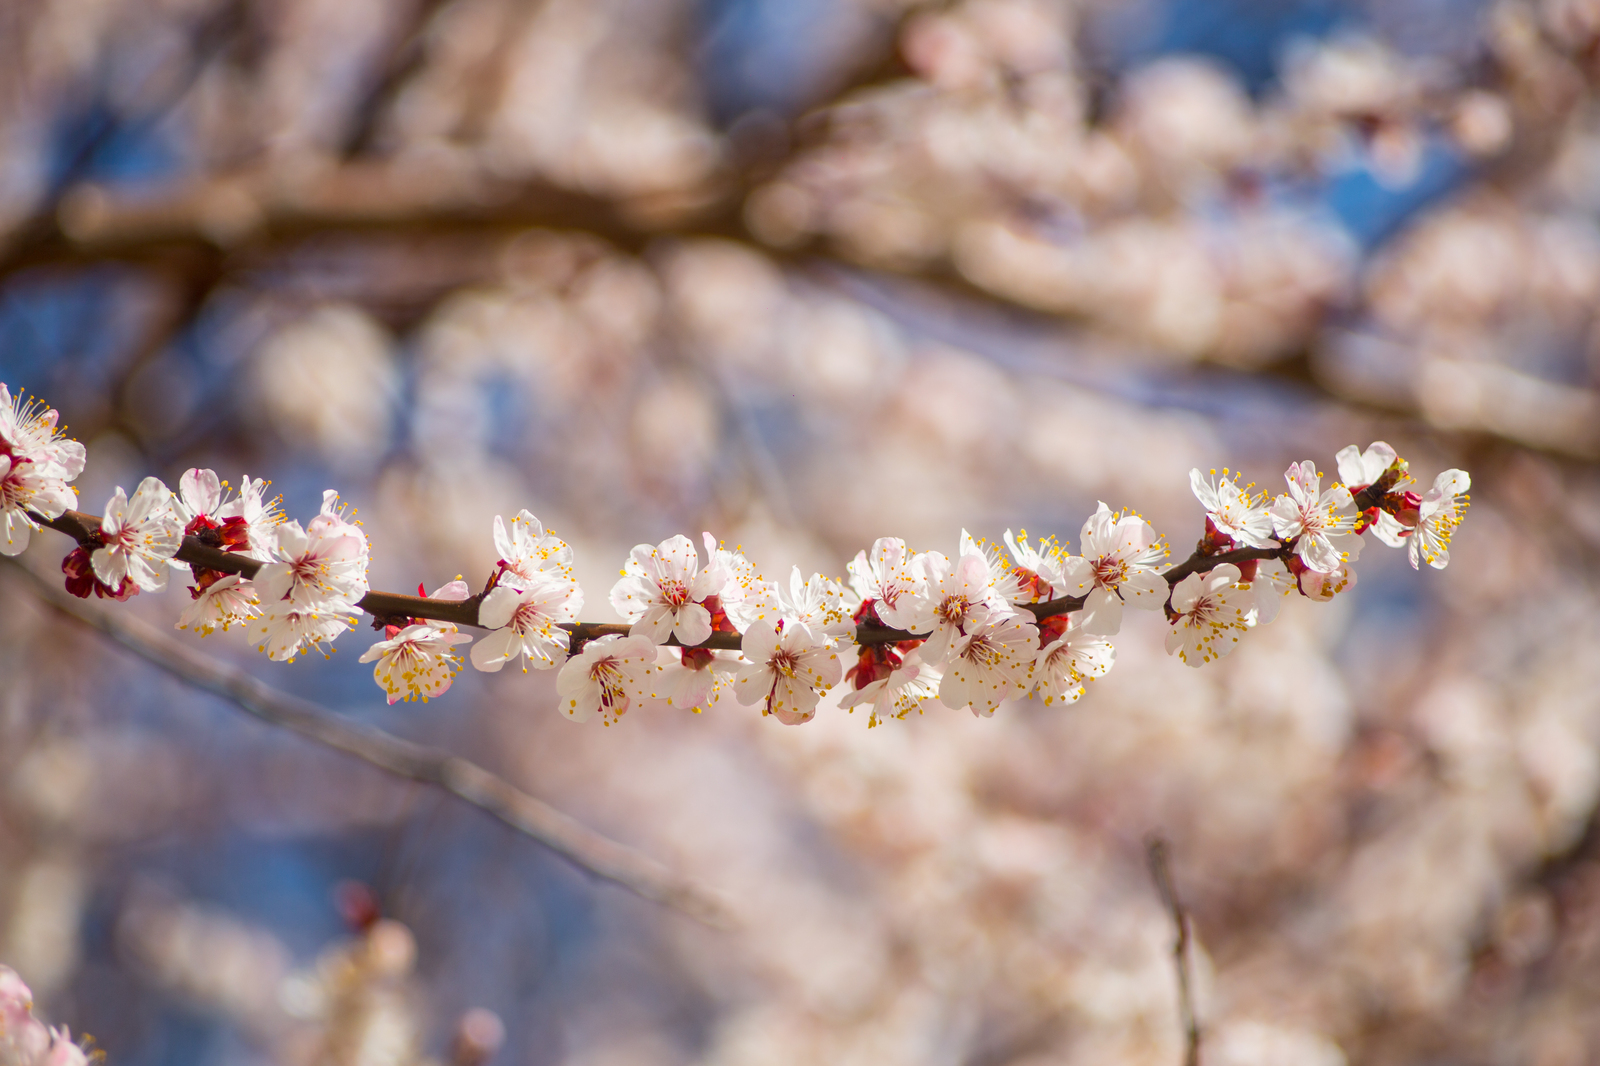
top-left (1, 554), bottom-right (733, 928)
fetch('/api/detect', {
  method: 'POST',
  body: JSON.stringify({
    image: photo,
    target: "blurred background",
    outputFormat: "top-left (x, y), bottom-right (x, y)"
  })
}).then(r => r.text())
top-left (2, 0), bottom-right (1600, 1063)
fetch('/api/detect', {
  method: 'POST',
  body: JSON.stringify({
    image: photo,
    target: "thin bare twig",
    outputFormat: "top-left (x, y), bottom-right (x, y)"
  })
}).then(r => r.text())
top-left (1, 555), bottom-right (733, 928)
top-left (1147, 834), bottom-right (1201, 1066)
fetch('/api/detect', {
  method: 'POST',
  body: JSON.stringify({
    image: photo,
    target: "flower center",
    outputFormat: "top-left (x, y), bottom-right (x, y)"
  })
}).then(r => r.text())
top-left (659, 578), bottom-right (691, 609)
top-left (936, 594), bottom-right (969, 627)
top-left (511, 600), bottom-right (547, 633)
top-left (1093, 557), bottom-right (1128, 588)
top-left (961, 634), bottom-right (1003, 668)
top-left (1186, 595), bottom-right (1221, 626)
top-left (591, 659), bottom-right (628, 709)
top-left (770, 648), bottom-right (799, 679)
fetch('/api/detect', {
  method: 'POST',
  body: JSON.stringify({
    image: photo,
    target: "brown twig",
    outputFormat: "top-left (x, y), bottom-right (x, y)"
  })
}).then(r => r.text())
top-left (1147, 835), bottom-right (1201, 1066)
top-left (0, 554), bottom-right (733, 928)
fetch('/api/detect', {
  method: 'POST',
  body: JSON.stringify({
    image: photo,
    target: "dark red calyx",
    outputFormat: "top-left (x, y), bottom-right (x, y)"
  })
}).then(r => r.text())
top-left (681, 646), bottom-right (716, 670)
top-left (700, 594), bottom-right (739, 635)
top-left (62, 545), bottom-right (138, 601)
top-left (1036, 613), bottom-right (1071, 647)
top-left (845, 644), bottom-right (902, 690)
top-left (1199, 516), bottom-right (1236, 555)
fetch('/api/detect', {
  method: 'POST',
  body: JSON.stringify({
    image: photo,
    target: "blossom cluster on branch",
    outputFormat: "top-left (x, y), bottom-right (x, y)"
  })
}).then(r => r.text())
top-left (2, 382), bottom-right (1470, 726)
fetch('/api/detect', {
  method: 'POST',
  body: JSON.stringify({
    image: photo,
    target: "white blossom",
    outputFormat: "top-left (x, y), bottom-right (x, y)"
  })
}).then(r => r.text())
top-left (362, 581), bottom-right (474, 703)
top-left (1297, 560), bottom-right (1357, 601)
top-left (1058, 503), bottom-right (1169, 636)
top-left (734, 620), bottom-right (844, 725)
top-left (958, 529), bottom-right (1025, 606)
top-left (610, 534), bottom-right (726, 645)
top-left (40, 1032), bottom-right (90, 1066)
top-left (1243, 558), bottom-right (1295, 625)
top-left (173, 467), bottom-right (223, 527)
top-left (939, 606), bottom-right (1038, 717)
top-left (921, 548), bottom-right (1007, 665)
top-left (1268, 461), bottom-right (1362, 573)
top-left (255, 509), bottom-right (369, 611)
top-left (839, 651), bottom-right (942, 727)
top-left (702, 533), bottom-right (780, 631)
top-left (1002, 529), bottom-right (1067, 602)
top-left (0, 453), bottom-right (77, 556)
top-left (555, 634), bottom-right (658, 724)
top-left (471, 570), bottom-right (582, 672)
top-left (177, 574), bottom-right (260, 636)
top-left (0, 383), bottom-right (86, 478)
top-left (659, 648), bottom-right (742, 712)
top-left (1335, 441), bottom-right (1412, 547)
top-left (1408, 469), bottom-right (1470, 570)
top-left (1335, 440), bottom-right (1399, 490)
top-left (223, 476), bottom-right (285, 560)
top-left (168, 468), bottom-right (222, 576)
top-left (777, 566), bottom-right (858, 640)
top-left (91, 478), bottom-right (183, 592)
top-left (848, 536), bottom-right (933, 632)
top-left (1033, 617), bottom-right (1115, 705)
top-left (249, 602), bottom-right (359, 662)
top-left (171, 469), bottom-right (285, 560)
top-left (1189, 468), bottom-right (1275, 548)
top-left (493, 509), bottom-right (574, 582)
top-left (1166, 563), bottom-right (1254, 667)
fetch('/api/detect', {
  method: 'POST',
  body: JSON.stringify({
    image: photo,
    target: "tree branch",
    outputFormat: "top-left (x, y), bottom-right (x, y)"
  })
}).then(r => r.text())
top-left (1147, 835), bottom-right (1201, 1066)
top-left (0, 554), bottom-right (733, 928)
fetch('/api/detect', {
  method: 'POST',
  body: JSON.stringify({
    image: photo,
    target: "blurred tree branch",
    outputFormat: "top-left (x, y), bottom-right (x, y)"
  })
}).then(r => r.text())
top-left (4, 154), bottom-right (1595, 463)
top-left (1, 553), bottom-right (733, 928)
top-left (1148, 835), bottom-right (1201, 1066)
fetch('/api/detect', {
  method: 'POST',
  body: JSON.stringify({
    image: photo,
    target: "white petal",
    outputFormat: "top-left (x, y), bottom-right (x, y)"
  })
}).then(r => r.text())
top-left (1077, 587), bottom-right (1123, 636)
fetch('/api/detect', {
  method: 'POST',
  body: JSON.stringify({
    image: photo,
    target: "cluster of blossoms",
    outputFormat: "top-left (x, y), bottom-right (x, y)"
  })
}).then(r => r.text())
top-left (4, 383), bottom-right (1471, 723)
top-left (0, 966), bottom-right (90, 1066)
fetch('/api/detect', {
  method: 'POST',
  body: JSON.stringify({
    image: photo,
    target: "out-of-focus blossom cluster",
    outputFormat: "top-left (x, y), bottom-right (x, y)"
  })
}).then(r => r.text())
top-left (7, 383), bottom-right (1470, 723)
top-left (0, 967), bottom-right (88, 1066)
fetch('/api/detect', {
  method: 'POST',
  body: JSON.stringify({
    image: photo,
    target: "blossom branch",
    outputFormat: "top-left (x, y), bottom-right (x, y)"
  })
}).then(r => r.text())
top-left (36, 477), bottom-right (1382, 646)
top-left (0, 553), bottom-right (731, 927)
top-left (6, 377), bottom-right (1469, 717)
top-left (1147, 835), bottom-right (1201, 1066)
